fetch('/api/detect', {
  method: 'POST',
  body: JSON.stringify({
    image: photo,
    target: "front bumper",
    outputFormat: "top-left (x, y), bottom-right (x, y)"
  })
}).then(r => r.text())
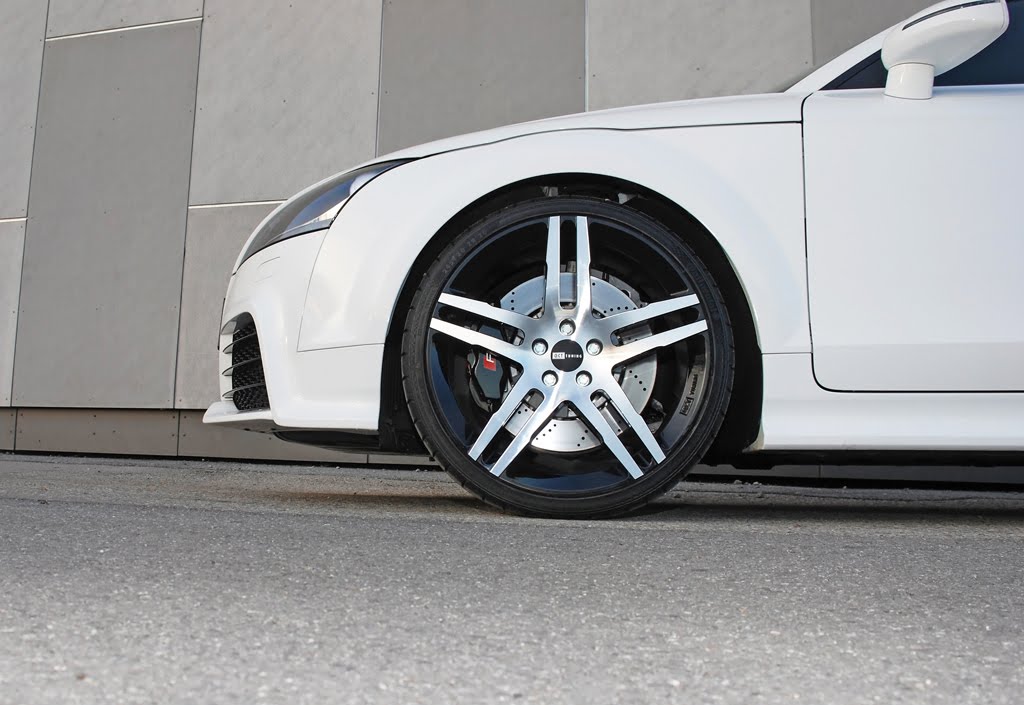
top-left (203, 231), bottom-right (384, 434)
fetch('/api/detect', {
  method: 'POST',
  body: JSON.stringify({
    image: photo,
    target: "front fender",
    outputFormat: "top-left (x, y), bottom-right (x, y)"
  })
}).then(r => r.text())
top-left (298, 126), bottom-right (808, 356)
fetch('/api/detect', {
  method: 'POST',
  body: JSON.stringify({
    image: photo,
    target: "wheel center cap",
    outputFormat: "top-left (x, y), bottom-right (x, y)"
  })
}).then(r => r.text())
top-left (550, 339), bottom-right (584, 372)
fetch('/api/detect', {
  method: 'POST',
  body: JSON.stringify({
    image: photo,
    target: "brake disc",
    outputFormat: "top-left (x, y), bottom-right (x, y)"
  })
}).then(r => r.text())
top-left (496, 272), bottom-right (656, 453)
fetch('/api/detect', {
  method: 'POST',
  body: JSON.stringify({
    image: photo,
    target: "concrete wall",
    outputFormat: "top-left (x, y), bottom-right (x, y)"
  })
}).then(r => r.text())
top-left (0, 0), bottom-right (935, 462)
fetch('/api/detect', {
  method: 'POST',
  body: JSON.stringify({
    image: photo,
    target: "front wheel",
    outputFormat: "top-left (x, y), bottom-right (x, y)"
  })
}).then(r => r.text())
top-left (401, 197), bottom-right (734, 518)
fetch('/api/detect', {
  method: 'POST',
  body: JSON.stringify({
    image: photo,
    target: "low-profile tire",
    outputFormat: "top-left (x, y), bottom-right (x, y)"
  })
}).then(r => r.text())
top-left (401, 196), bottom-right (734, 518)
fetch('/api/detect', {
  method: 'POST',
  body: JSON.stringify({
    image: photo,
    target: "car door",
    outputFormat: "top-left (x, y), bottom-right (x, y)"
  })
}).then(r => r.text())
top-left (802, 1), bottom-right (1024, 392)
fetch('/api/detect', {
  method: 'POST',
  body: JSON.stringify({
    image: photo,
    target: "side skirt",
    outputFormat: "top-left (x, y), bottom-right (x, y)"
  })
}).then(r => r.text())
top-left (757, 353), bottom-right (1024, 452)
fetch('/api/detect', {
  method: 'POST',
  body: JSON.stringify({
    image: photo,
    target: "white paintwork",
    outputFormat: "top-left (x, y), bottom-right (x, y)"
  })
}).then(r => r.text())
top-left (885, 63), bottom-right (937, 100)
top-left (883, 0), bottom-right (1008, 99)
top-left (230, 92), bottom-right (806, 276)
top-left (759, 354), bottom-right (1024, 451)
top-left (203, 403), bottom-right (275, 431)
top-left (207, 0), bottom-right (1024, 454)
top-left (804, 85), bottom-right (1024, 391)
top-left (383, 93), bottom-right (806, 161)
top-left (301, 124), bottom-right (809, 355)
top-left (204, 231), bottom-right (384, 431)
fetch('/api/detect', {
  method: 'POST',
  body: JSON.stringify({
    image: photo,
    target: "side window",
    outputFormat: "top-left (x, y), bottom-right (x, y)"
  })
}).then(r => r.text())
top-left (824, 0), bottom-right (1023, 90)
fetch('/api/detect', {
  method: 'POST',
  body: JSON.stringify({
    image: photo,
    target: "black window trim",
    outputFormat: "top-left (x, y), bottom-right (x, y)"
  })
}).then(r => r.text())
top-left (822, 53), bottom-right (885, 91)
top-left (821, 0), bottom-right (1021, 92)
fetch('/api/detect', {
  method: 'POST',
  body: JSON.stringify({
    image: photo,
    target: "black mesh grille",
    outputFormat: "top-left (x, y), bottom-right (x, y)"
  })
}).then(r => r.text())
top-left (226, 321), bottom-right (269, 411)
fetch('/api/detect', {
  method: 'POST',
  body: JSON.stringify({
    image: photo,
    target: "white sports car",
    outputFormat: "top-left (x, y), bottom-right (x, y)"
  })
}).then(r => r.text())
top-left (206, 0), bottom-right (1024, 517)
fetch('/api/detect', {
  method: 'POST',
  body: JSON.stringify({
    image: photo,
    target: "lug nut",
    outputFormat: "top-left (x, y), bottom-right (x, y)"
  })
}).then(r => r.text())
top-left (576, 372), bottom-right (592, 387)
top-left (532, 340), bottom-right (548, 355)
top-left (558, 320), bottom-right (575, 336)
top-left (586, 340), bottom-right (603, 356)
top-left (542, 372), bottom-right (558, 387)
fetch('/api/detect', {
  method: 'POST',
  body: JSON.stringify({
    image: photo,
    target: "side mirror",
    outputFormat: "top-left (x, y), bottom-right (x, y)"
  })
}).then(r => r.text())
top-left (883, 0), bottom-right (1009, 99)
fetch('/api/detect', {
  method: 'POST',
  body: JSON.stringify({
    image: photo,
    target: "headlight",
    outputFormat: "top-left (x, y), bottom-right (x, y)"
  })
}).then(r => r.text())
top-left (237, 159), bottom-right (410, 266)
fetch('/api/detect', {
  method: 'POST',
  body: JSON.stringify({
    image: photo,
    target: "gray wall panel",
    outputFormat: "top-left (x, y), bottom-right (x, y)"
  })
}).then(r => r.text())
top-left (588, 0), bottom-right (813, 110)
top-left (46, 0), bottom-right (202, 38)
top-left (175, 203), bottom-right (279, 409)
top-left (0, 0), bottom-right (47, 217)
top-left (0, 410), bottom-right (13, 450)
top-left (377, 0), bottom-right (585, 154)
top-left (13, 21), bottom-right (201, 408)
top-left (0, 221), bottom-right (25, 406)
top-left (189, 0), bottom-right (381, 205)
top-left (15, 408), bottom-right (179, 455)
top-left (810, 0), bottom-right (935, 66)
top-left (178, 412), bottom-right (367, 463)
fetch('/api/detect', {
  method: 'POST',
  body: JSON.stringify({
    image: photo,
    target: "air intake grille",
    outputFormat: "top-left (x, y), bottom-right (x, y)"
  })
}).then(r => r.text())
top-left (223, 321), bottom-right (269, 411)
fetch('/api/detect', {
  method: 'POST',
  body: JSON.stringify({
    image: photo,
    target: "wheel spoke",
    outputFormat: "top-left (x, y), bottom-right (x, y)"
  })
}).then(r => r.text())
top-left (574, 216), bottom-right (592, 315)
top-left (489, 394), bottom-right (560, 477)
top-left (598, 375), bottom-right (666, 463)
top-left (544, 216), bottom-right (562, 317)
top-left (595, 294), bottom-right (700, 338)
top-left (429, 318), bottom-right (527, 364)
top-left (574, 399), bottom-right (645, 479)
top-left (437, 293), bottom-right (536, 332)
top-left (468, 377), bottom-right (534, 461)
top-left (606, 320), bottom-right (709, 363)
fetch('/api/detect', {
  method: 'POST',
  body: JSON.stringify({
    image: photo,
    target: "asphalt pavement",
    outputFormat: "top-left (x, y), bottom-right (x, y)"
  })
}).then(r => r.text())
top-left (1, 454), bottom-right (1022, 704)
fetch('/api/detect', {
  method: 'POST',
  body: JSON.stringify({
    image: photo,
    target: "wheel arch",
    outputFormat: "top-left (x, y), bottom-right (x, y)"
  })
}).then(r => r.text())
top-left (377, 173), bottom-right (762, 460)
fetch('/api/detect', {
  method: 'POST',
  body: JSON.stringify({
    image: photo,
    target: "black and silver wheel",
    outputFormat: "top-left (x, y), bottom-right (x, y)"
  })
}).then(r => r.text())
top-left (402, 197), bottom-right (734, 518)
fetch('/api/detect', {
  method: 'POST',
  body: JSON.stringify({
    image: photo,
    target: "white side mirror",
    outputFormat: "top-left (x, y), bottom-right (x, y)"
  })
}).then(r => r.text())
top-left (883, 0), bottom-right (1009, 99)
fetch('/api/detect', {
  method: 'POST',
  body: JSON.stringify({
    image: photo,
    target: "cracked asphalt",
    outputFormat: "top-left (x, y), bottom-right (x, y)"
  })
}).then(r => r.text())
top-left (0, 454), bottom-right (1022, 704)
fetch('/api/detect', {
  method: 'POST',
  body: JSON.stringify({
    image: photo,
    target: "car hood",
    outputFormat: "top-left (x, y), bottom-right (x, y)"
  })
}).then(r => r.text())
top-left (383, 91), bottom-right (808, 160)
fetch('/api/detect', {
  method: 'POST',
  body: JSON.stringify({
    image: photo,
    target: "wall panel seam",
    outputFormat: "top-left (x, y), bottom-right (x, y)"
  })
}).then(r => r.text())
top-left (807, 0), bottom-right (817, 67)
top-left (46, 16), bottom-right (202, 42)
top-left (374, 0), bottom-right (385, 156)
top-left (189, 200), bottom-right (285, 210)
top-left (172, 8), bottom-right (205, 409)
top-left (584, 0), bottom-right (589, 112)
top-left (11, 0), bottom-right (51, 408)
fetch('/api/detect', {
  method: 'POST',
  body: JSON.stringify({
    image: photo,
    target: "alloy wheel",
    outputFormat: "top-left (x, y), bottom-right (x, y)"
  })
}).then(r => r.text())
top-left (402, 197), bottom-right (733, 517)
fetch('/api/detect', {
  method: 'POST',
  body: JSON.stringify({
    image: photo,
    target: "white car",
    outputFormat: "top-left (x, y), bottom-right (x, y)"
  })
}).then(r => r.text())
top-left (206, 0), bottom-right (1024, 517)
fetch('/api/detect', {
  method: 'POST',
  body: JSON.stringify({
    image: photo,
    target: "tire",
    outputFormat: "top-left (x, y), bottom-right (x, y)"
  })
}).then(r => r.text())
top-left (401, 196), bottom-right (734, 518)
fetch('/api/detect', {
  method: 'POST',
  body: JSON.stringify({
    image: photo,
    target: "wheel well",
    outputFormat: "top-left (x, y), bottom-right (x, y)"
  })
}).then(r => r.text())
top-left (377, 174), bottom-right (762, 460)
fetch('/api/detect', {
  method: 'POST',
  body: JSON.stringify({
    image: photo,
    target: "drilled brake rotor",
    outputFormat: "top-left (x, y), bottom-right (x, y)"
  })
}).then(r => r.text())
top-left (495, 272), bottom-right (656, 453)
